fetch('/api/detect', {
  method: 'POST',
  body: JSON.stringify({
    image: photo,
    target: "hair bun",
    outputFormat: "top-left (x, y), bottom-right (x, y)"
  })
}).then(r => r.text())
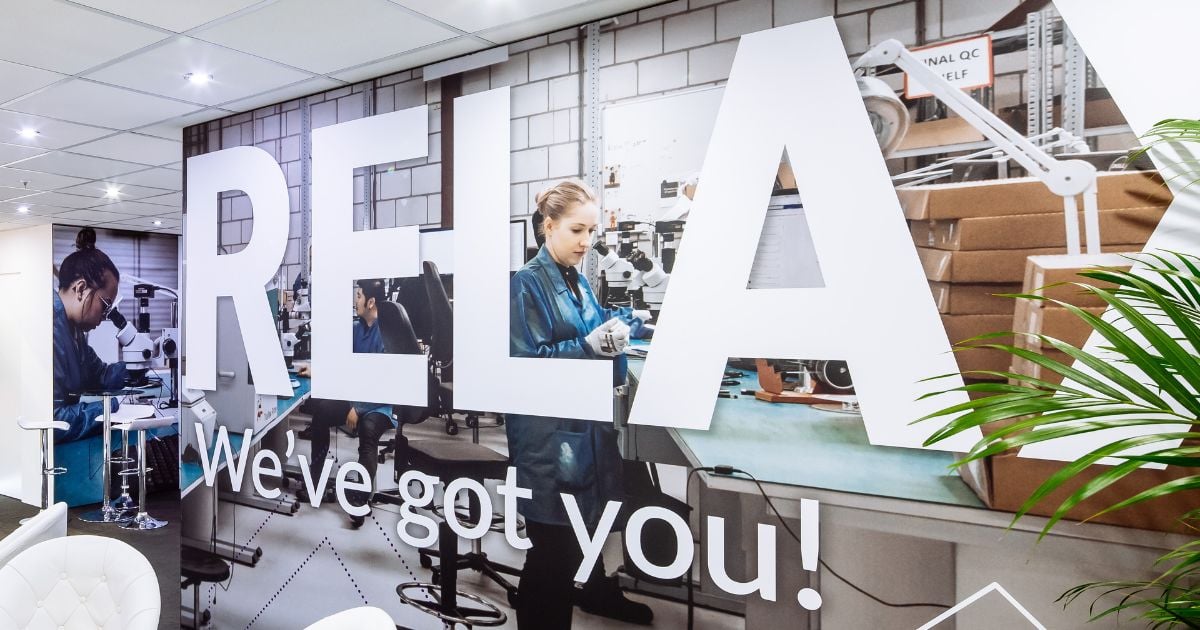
top-left (75, 227), bottom-right (97, 251)
top-left (534, 189), bottom-right (548, 205)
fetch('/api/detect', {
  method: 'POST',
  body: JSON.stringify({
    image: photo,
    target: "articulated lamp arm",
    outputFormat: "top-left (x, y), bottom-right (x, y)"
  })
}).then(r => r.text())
top-left (855, 39), bottom-right (1100, 255)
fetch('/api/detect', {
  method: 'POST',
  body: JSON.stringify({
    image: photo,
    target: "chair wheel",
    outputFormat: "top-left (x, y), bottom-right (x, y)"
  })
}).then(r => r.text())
top-left (431, 569), bottom-right (441, 583)
top-left (446, 423), bottom-right (459, 436)
top-left (419, 554), bottom-right (433, 569)
top-left (496, 416), bottom-right (505, 427)
top-left (507, 589), bottom-right (520, 608)
top-left (466, 417), bottom-right (478, 429)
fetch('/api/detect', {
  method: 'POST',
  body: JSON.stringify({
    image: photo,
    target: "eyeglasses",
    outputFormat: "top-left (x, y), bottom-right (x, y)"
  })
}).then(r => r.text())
top-left (99, 295), bottom-right (115, 318)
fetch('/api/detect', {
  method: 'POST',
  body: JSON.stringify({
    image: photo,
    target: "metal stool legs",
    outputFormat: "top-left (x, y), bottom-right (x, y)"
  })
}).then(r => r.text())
top-left (111, 425), bottom-right (137, 513)
top-left (16, 419), bottom-right (68, 524)
top-left (79, 394), bottom-right (131, 523)
top-left (122, 428), bottom-right (167, 530)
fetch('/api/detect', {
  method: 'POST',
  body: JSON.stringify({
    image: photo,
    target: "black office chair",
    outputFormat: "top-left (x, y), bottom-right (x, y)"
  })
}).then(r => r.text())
top-left (421, 260), bottom-right (505, 437)
top-left (374, 301), bottom-right (432, 469)
top-left (393, 276), bottom-right (434, 346)
top-left (372, 300), bottom-right (519, 614)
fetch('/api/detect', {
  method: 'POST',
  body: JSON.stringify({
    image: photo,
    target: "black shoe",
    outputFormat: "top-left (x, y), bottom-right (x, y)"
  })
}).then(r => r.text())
top-left (577, 575), bottom-right (654, 625)
top-left (346, 488), bottom-right (371, 528)
top-left (295, 486), bottom-right (335, 504)
top-left (297, 426), bottom-right (314, 440)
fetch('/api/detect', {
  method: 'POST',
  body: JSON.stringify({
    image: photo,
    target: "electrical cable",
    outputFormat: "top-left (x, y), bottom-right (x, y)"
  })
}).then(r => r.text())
top-left (688, 465), bottom-right (953, 611)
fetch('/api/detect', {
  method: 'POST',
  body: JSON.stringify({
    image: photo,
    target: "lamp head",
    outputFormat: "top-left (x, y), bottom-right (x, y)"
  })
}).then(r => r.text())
top-left (857, 75), bottom-right (910, 156)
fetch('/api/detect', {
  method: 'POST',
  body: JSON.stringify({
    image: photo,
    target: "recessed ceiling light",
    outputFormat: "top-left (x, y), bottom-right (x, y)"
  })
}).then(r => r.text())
top-left (153, 219), bottom-right (163, 226)
top-left (104, 185), bottom-right (121, 199)
top-left (184, 72), bottom-right (213, 86)
top-left (16, 205), bottom-right (29, 214)
top-left (17, 128), bottom-right (38, 139)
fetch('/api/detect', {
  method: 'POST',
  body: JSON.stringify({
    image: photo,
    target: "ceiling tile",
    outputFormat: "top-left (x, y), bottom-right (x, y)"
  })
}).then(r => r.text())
top-left (0, 2), bottom-right (168, 74)
top-left (329, 37), bottom-right (488, 83)
top-left (0, 219), bottom-right (53, 231)
top-left (110, 168), bottom-right (182, 190)
top-left (392, 0), bottom-right (584, 34)
top-left (0, 200), bottom-right (77, 218)
top-left (133, 108), bottom-right (229, 140)
top-left (220, 77), bottom-right (343, 113)
top-left (87, 36), bottom-right (315, 107)
top-left (6, 80), bottom-right (202, 130)
top-left (0, 187), bottom-right (41, 202)
top-left (194, 0), bottom-right (458, 74)
top-left (137, 191), bottom-right (183, 206)
top-left (475, 0), bottom-right (652, 44)
top-left (67, 133), bottom-right (182, 167)
top-left (0, 60), bottom-right (67, 104)
top-left (0, 142), bottom-right (48, 167)
top-left (0, 109), bottom-right (113, 150)
top-left (59, 182), bottom-right (175, 201)
top-left (14, 191), bottom-right (107, 209)
top-left (91, 200), bottom-right (177, 216)
top-left (103, 215), bottom-right (183, 232)
top-left (8, 151), bottom-right (148, 180)
top-left (0, 167), bottom-right (89, 191)
top-left (70, 0), bottom-right (269, 33)
top-left (51, 208), bottom-right (139, 223)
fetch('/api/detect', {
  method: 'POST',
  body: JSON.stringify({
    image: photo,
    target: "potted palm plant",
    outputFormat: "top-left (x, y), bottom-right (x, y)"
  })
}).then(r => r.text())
top-left (919, 119), bottom-right (1200, 628)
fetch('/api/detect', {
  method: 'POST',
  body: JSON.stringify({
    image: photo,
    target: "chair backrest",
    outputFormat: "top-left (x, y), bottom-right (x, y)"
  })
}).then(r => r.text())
top-left (422, 260), bottom-right (454, 376)
top-left (0, 534), bottom-right (159, 629)
top-left (393, 276), bottom-right (434, 343)
top-left (376, 301), bottom-right (431, 426)
top-left (304, 606), bottom-right (395, 629)
top-left (0, 503), bottom-right (67, 568)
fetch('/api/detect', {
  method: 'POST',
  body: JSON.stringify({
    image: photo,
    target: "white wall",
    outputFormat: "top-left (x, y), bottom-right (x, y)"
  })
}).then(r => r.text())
top-left (0, 224), bottom-right (54, 507)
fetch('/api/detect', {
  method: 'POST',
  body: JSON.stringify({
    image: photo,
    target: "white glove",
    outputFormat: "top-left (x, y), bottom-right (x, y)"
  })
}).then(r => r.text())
top-left (631, 310), bottom-right (652, 322)
top-left (585, 318), bottom-right (631, 357)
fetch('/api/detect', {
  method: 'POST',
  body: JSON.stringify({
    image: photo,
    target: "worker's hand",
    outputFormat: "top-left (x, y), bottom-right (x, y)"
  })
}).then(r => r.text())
top-left (631, 310), bottom-right (652, 322)
top-left (585, 318), bottom-right (630, 357)
top-left (297, 364), bottom-right (310, 377)
top-left (346, 408), bottom-right (359, 431)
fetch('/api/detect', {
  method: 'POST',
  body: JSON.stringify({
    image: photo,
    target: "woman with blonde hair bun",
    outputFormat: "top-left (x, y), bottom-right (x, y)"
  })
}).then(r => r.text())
top-left (508, 179), bottom-right (655, 629)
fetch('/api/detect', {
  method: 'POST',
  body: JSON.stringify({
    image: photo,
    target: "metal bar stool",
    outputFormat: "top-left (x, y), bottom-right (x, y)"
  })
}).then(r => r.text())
top-left (120, 415), bottom-right (176, 530)
top-left (78, 391), bottom-right (138, 524)
top-left (15, 418), bottom-right (69, 521)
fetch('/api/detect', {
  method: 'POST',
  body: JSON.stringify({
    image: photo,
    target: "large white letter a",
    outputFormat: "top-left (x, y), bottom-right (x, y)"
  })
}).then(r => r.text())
top-left (627, 18), bottom-right (978, 452)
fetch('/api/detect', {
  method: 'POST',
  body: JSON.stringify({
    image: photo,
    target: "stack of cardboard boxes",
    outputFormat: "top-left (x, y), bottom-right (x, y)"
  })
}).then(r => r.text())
top-left (897, 171), bottom-right (1199, 533)
top-left (896, 170), bottom-right (1170, 388)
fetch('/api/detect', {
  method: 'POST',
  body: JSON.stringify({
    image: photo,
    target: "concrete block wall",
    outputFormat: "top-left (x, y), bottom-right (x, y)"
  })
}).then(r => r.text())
top-left (197, 0), bottom-right (1044, 276)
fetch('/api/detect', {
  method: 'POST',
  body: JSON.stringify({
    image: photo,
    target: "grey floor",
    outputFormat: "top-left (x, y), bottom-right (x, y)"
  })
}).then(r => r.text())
top-left (0, 492), bottom-right (181, 630)
top-left (193, 412), bottom-right (744, 629)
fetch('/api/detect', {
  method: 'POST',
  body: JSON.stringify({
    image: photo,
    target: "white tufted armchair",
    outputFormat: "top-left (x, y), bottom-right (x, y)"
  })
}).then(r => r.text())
top-left (304, 606), bottom-right (395, 629)
top-left (0, 535), bottom-right (159, 629)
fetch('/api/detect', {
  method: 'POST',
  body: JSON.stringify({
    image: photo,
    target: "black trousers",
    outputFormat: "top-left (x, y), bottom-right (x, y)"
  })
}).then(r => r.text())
top-left (517, 520), bottom-right (609, 630)
top-left (307, 399), bottom-right (391, 486)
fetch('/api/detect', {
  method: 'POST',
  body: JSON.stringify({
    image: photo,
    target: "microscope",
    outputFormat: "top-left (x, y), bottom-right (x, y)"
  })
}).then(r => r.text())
top-left (594, 220), bottom-right (683, 320)
top-left (107, 283), bottom-right (179, 405)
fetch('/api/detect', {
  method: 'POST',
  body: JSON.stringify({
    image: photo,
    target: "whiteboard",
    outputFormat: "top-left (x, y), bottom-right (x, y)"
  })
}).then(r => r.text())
top-left (600, 88), bottom-right (819, 289)
top-left (602, 87), bottom-right (725, 223)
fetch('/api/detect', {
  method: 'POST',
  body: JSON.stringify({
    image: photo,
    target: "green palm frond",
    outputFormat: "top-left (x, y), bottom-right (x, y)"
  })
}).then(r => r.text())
top-left (919, 250), bottom-right (1200, 627)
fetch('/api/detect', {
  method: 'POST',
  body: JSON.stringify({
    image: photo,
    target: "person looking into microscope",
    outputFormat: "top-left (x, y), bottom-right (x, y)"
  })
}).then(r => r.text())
top-left (53, 227), bottom-right (129, 444)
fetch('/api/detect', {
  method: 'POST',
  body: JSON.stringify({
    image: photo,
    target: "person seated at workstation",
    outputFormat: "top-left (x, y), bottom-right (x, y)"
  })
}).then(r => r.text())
top-left (296, 278), bottom-right (392, 526)
top-left (53, 227), bottom-right (129, 444)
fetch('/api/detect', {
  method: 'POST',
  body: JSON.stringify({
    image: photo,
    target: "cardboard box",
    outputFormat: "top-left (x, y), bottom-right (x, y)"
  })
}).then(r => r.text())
top-left (1013, 303), bottom-right (1106, 348)
top-left (929, 282), bottom-right (1021, 315)
top-left (1024, 253), bottom-right (1134, 307)
top-left (898, 170), bottom-right (1169, 221)
top-left (980, 449), bottom-right (1200, 535)
top-left (941, 313), bottom-right (1012, 343)
top-left (895, 117), bottom-right (985, 152)
top-left (920, 247), bottom-right (1066, 283)
top-left (909, 206), bottom-right (1165, 251)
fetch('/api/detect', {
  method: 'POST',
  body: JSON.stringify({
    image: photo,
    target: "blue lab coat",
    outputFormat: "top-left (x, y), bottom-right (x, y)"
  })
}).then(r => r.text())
top-left (352, 316), bottom-right (392, 421)
top-left (52, 290), bottom-right (128, 443)
top-left (506, 246), bottom-right (650, 527)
